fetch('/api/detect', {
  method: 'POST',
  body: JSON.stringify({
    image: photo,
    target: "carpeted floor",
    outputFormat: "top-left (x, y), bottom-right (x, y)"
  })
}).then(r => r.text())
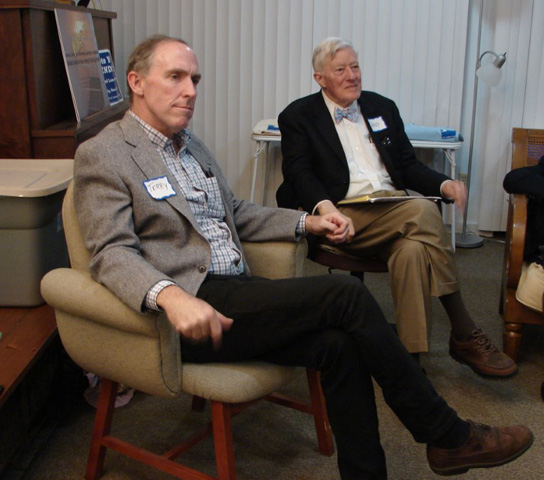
top-left (6, 237), bottom-right (544, 480)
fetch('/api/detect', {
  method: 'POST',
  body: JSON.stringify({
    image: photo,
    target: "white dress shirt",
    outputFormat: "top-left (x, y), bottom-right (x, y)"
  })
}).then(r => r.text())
top-left (322, 92), bottom-right (396, 200)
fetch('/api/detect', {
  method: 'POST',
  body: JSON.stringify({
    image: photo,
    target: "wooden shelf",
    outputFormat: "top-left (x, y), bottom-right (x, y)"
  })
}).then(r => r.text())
top-left (0, 305), bottom-right (62, 473)
top-left (0, 305), bottom-right (57, 409)
top-left (0, 0), bottom-right (126, 159)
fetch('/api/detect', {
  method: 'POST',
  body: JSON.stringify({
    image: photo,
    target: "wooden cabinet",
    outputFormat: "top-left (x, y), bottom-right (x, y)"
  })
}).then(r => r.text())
top-left (0, 1), bottom-right (127, 159)
top-left (0, 305), bottom-right (61, 473)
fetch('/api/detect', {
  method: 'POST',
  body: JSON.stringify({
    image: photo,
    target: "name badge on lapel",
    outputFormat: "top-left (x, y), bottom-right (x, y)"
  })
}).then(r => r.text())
top-left (143, 176), bottom-right (176, 200)
top-left (368, 116), bottom-right (387, 132)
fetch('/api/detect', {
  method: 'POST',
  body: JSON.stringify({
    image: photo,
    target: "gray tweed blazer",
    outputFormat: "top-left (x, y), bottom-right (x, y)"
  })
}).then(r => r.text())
top-left (74, 112), bottom-right (303, 312)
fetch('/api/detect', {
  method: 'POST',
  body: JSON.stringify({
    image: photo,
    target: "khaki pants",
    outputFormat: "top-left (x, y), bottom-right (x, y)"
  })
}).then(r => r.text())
top-left (333, 194), bottom-right (458, 353)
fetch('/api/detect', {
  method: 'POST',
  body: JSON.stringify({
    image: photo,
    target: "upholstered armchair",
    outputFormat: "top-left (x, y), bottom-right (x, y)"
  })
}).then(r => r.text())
top-left (41, 182), bottom-right (333, 480)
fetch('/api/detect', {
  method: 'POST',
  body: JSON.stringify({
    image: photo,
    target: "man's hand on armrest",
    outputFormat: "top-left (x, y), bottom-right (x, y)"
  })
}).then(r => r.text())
top-left (157, 285), bottom-right (233, 350)
top-left (441, 180), bottom-right (467, 211)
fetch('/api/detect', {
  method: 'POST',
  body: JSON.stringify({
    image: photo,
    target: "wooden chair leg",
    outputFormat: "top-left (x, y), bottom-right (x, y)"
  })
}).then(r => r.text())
top-left (503, 323), bottom-right (524, 362)
top-left (211, 401), bottom-right (237, 480)
top-left (306, 368), bottom-right (334, 456)
top-left (86, 378), bottom-right (118, 480)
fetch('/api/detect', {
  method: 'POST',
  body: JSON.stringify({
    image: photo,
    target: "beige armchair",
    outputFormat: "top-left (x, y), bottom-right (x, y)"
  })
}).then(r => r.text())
top-left (41, 182), bottom-right (333, 480)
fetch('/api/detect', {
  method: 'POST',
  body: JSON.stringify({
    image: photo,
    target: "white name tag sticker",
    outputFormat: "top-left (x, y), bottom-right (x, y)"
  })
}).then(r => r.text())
top-left (143, 176), bottom-right (176, 200)
top-left (368, 116), bottom-right (387, 132)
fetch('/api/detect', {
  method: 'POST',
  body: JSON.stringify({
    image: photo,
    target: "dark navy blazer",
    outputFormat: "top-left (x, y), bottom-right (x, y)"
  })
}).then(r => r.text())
top-left (277, 90), bottom-right (450, 212)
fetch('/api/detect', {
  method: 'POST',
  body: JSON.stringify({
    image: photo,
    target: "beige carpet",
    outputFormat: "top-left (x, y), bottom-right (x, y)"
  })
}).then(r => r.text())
top-left (9, 238), bottom-right (544, 480)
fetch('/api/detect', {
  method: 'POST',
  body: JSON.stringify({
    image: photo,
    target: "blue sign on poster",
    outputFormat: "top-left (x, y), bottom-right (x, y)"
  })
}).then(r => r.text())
top-left (99, 49), bottom-right (124, 106)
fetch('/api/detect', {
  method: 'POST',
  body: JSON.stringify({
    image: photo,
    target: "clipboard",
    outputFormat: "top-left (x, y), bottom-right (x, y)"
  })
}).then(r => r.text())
top-left (337, 195), bottom-right (441, 206)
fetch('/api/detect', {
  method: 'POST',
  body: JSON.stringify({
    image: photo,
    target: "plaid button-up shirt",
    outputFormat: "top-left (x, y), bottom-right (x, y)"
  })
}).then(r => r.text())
top-left (131, 112), bottom-right (243, 309)
top-left (130, 112), bottom-right (306, 311)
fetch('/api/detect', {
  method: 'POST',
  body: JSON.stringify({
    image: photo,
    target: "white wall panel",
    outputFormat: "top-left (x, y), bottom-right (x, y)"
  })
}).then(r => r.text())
top-left (311, 0), bottom-right (469, 129)
top-left (471, 0), bottom-right (542, 233)
top-left (523, 0), bottom-right (544, 126)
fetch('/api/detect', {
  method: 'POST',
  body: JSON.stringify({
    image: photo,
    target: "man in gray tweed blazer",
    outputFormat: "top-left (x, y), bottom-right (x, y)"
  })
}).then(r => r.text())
top-left (73, 34), bottom-right (532, 479)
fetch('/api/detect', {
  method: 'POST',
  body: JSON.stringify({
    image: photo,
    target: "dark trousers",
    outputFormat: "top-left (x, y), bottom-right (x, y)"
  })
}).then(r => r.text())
top-left (181, 274), bottom-right (459, 479)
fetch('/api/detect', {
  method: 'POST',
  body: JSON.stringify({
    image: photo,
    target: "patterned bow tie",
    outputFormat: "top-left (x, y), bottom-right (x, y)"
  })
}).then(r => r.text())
top-left (334, 107), bottom-right (359, 123)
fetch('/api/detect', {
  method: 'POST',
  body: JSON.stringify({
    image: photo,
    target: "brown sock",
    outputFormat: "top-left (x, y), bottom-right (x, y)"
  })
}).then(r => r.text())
top-left (439, 291), bottom-right (477, 341)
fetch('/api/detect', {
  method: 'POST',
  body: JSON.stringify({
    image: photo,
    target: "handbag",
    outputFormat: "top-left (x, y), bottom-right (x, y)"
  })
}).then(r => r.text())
top-left (516, 250), bottom-right (544, 313)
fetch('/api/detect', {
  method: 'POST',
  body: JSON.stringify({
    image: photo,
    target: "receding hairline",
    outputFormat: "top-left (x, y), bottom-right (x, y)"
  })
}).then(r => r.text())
top-left (126, 35), bottom-right (193, 101)
top-left (127, 35), bottom-right (192, 75)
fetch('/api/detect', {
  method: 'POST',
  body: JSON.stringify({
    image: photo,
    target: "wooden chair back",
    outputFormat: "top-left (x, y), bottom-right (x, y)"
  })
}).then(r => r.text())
top-left (308, 243), bottom-right (388, 282)
top-left (502, 128), bottom-right (544, 361)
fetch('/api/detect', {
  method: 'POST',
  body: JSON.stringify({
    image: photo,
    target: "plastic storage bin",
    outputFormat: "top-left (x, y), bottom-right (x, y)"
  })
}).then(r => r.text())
top-left (0, 159), bottom-right (74, 306)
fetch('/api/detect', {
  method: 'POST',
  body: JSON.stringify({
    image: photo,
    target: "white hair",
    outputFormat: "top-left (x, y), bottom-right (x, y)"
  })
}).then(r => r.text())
top-left (312, 37), bottom-right (357, 72)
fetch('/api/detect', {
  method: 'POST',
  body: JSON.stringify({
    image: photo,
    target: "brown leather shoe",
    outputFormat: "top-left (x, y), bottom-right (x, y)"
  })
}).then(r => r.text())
top-left (427, 420), bottom-right (533, 476)
top-left (449, 329), bottom-right (518, 377)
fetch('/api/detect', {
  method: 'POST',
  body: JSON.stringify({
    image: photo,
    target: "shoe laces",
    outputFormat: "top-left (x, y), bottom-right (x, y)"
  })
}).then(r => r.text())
top-left (468, 421), bottom-right (493, 440)
top-left (471, 329), bottom-right (498, 354)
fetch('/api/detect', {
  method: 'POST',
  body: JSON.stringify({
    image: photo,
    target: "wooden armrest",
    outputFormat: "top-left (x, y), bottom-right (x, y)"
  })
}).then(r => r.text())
top-left (505, 194), bottom-right (528, 287)
top-left (40, 268), bottom-right (162, 337)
